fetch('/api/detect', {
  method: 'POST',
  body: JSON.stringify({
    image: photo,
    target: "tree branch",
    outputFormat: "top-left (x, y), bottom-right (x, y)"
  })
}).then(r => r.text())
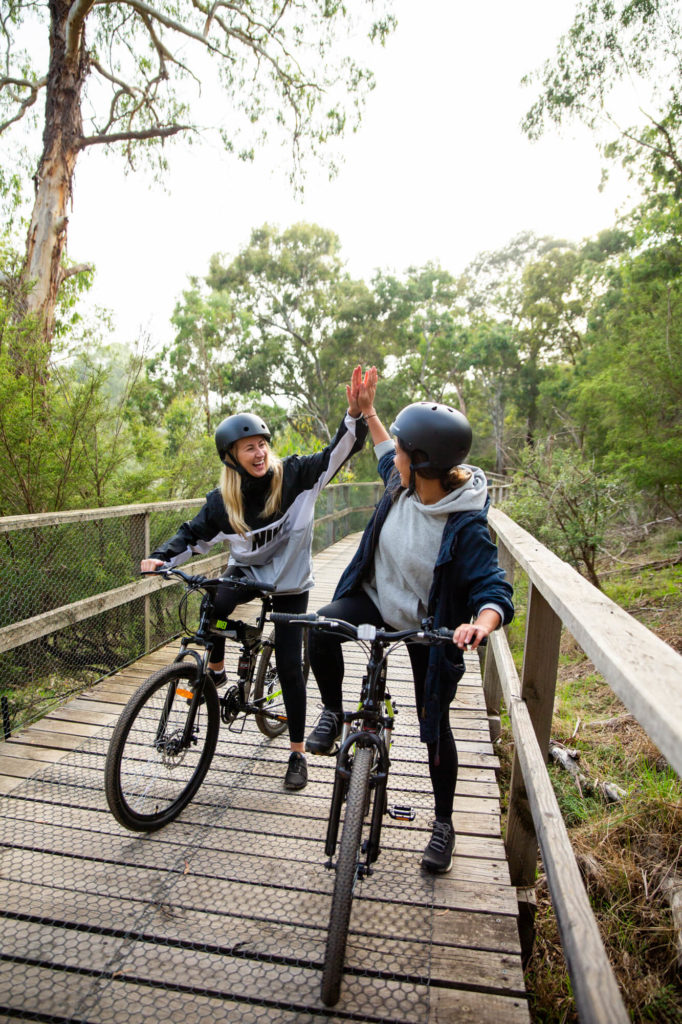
top-left (96, 0), bottom-right (232, 58)
top-left (65, 0), bottom-right (97, 65)
top-left (78, 124), bottom-right (189, 148)
top-left (58, 262), bottom-right (94, 285)
top-left (0, 76), bottom-right (47, 136)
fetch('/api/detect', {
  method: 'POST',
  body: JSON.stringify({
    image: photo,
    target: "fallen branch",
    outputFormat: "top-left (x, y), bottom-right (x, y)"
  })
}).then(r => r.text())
top-left (581, 713), bottom-right (635, 730)
top-left (549, 741), bottom-right (626, 804)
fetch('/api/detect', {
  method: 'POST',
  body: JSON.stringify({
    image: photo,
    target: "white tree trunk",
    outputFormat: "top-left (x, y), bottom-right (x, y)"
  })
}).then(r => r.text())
top-left (20, 0), bottom-right (86, 356)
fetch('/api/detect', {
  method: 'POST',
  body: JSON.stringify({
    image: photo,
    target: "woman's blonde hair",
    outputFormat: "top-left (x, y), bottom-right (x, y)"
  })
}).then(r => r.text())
top-left (219, 444), bottom-right (283, 536)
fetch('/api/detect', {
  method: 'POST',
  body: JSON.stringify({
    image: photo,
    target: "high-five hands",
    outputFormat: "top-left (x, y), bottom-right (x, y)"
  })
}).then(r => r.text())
top-left (347, 365), bottom-right (378, 418)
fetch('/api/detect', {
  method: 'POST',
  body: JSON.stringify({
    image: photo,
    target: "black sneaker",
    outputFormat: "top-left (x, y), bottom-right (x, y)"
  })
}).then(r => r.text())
top-left (284, 752), bottom-right (308, 791)
top-left (421, 819), bottom-right (455, 874)
top-left (305, 709), bottom-right (342, 754)
top-left (207, 668), bottom-right (227, 687)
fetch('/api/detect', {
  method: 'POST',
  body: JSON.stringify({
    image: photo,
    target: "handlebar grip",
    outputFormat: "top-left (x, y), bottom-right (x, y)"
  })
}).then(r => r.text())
top-left (270, 612), bottom-right (319, 623)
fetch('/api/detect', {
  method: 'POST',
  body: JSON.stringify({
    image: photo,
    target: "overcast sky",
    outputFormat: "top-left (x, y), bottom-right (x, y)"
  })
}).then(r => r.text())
top-left (65, 0), bottom-right (638, 351)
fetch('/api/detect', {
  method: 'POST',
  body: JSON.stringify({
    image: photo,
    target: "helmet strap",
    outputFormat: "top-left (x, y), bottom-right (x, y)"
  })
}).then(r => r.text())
top-left (222, 449), bottom-right (250, 479)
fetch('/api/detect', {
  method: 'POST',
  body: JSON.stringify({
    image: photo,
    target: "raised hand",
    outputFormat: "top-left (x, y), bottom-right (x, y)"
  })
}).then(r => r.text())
top-left (347, 365), bottom-right (378, 417)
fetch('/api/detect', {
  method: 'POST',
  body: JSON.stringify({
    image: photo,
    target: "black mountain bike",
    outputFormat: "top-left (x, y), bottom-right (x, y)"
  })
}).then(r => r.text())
top-left (270, 611), bottom-right (454, 1007)
top-left (105, 568), bottom-right (308, 832)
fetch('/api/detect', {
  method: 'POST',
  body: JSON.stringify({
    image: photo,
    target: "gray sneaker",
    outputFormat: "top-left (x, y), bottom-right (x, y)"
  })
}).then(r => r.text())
top-left (305, 708), bottom-right (342, 754)
top-left (421, 819), bottom-right (455, 873)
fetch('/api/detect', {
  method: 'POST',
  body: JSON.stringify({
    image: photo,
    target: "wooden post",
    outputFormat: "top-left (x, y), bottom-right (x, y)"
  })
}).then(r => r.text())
top-left (327, 490), bottom-right (335, 546)
top-left (130, 511), bottom-right (151, 653)
top-left (482, 537), bottom-right (515, 742)
top-left (506, 580), bottom-right (562, 961)
top-left (144, 511), bottom-right (151, 652)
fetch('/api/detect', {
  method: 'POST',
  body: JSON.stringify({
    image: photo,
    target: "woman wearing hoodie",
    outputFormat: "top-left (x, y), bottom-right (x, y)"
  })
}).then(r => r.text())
top-left (305, 380), bottom-right (513, 873)
top-left (141, 366), bottom-right (371, 792)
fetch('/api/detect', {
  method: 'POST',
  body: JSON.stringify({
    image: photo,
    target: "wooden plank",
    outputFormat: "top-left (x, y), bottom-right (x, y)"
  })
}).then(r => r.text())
top-left (0, 794), bottom-right (508, 864)
top-left (0, 728), bottom-right (86, 751)
top-left (0, 891), bottom-right (523, 993)
top-left (506, 582), bottom-right (562, 889)
top-left (0, 531), bottom-right (526, 1022)
top-left (0, 497), bottom-right (205, 531)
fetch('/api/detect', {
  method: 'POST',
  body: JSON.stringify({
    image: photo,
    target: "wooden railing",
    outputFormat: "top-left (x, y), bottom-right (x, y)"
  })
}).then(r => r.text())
top-left (0, 483), bottom-right (383, 732)
top-left (484, 507), bottom-right (682, 1024)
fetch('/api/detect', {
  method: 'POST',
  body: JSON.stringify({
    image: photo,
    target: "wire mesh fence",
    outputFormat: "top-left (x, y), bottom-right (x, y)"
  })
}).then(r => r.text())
top-left (0, 486), bottom-right (382, 735)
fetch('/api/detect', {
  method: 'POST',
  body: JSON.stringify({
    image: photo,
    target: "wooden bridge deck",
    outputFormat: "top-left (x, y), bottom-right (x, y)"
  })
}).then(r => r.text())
top-left (0, 534), bottom-right (529, 1023)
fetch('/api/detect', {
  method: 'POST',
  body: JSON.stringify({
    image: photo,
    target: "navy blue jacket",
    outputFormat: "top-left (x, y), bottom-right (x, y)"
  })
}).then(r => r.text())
top-left (334, 451), bottom-right (514, 743)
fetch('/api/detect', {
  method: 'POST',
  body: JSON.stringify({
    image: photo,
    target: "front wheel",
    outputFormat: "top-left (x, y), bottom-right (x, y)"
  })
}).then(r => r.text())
top-left (320, 745), bottom-right (373, 1007)
top-left (253, 630), bottom-right (309, 739)
top-left (104, 663), bottom-right (220, 831)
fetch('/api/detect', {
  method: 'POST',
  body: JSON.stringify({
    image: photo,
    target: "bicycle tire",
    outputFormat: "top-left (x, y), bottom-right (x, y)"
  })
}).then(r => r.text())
top-left (320, 745), bottom-right (373, 1006)
top-left (253, 629), bottom-right (309, 739)
top-left (104, 662), bottom-right (220, 831)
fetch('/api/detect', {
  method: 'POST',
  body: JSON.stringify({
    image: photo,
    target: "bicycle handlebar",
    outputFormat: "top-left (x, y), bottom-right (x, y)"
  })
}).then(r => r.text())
top-left (141, 566), bottom-right (275, 594)
top-left (269, 611), bottom-right (454, 645)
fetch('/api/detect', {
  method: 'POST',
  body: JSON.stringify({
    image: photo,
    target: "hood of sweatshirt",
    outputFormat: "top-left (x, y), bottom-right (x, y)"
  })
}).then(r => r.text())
top-left (413, 464), bottom-right (488, 517)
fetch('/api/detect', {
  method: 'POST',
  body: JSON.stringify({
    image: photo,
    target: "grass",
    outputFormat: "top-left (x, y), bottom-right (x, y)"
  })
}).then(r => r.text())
top-left (496, 522), bottom-right (682, 1024)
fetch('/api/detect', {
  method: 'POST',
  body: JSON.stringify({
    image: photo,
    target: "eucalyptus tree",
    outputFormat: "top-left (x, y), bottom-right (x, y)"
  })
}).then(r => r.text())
top-left (574, 206), bottom-right (682, 516)
top-left (0, 1), bottom-right (394, 354)
top-left (522, 0), bottom-right (682, 195)
top-left (164, 279), bottom-right (236, 433)
top-left (462, 234), bottom-right (589, 445)
top-left (372, 263), bottom-right (470, 408)
top-left (206, 222), bottom-right (385, 442)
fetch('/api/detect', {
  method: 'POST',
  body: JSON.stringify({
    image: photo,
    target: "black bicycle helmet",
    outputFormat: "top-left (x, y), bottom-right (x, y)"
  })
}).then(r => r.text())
top-left (214, 413), bottom-right (271, 464)
top-left (390, 402), bottom-right (472, 470)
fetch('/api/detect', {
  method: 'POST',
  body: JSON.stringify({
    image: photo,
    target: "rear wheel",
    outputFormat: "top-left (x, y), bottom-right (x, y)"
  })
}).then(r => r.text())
top-left (253, 630), bottom-right (309, 739)
top-left (320, 745), bottom-right (373, 1006)
top-left (104, 663), bottom-right (220, 831)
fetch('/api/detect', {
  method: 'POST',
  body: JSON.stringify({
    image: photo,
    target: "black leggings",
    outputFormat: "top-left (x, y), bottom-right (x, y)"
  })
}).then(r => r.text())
top-left (211, 577), bottom-right (309, 744)
top-left (309, 590), bottom-right (458, 820)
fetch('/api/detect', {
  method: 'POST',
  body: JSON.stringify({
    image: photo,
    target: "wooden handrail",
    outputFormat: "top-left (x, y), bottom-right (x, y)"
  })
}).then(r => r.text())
top-left (484, 505), bottom-right (682, 1022)
top-left (0, 487), bottom-right (382, 655)
top-left (488, 507), bottom-right (682, 777)
top-left (489, 628), bottom-right (630, 1024)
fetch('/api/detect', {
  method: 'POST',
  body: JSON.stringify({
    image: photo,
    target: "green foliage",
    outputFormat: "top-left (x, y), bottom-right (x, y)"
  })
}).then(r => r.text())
top-left (205, 222), bottom-right (387, 443)
top-left (522, 0), bottom-right (682, 195)
top-left (574, 213), bottom-right (682, 513)
top-left (505, 440), bottom-right (626, 587)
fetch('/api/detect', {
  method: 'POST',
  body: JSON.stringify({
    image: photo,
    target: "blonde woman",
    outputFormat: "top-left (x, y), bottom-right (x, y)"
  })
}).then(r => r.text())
top-left (141, 366), bottom-right (372, 790)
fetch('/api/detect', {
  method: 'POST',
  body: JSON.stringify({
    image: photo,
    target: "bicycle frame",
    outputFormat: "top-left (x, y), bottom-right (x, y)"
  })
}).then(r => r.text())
top-left (270, 612), bottom-right (454, 869)
top-left (145, 567), bottom-right (280, 734)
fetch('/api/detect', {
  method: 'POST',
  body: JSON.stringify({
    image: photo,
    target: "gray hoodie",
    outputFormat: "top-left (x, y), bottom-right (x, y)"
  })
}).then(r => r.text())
top-left (361, 440), bottom-right (491, 630)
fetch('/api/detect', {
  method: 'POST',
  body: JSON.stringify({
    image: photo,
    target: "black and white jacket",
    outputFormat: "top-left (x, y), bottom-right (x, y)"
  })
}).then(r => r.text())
top-left (151, 412), bottom-right (368, 594)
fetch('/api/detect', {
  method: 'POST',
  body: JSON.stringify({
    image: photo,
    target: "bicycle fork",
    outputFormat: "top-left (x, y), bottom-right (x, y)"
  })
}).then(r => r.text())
top-left (324, 727), bottom-right (391, 874)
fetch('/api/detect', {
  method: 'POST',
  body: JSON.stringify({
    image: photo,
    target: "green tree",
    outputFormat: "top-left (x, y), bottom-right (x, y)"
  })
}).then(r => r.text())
top-left (522, 0), bottom-right (682, 195)
top-left (462, 234), bottom-right (586, 445)
top-left (373, 264), bottom-right (469, 408)
top-left (0, 329), bottom-right (145, 513)
top-left (465, 319), bottom-right (520, 474)
top-left (206, 223), bottom-right (386, 442)
top-left (154, 280), bottom-right (237, 433)
top-left (0, 0), bottom-right (395, 351)
top-left (505, 439), bottom-right (625, 589)
top-left (574, 210), bottom-right (682, 517)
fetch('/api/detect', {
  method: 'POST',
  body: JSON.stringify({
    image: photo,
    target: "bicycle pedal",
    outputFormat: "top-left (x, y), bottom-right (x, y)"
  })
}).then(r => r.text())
top-left (387, 803), bottom-right (416, 821)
